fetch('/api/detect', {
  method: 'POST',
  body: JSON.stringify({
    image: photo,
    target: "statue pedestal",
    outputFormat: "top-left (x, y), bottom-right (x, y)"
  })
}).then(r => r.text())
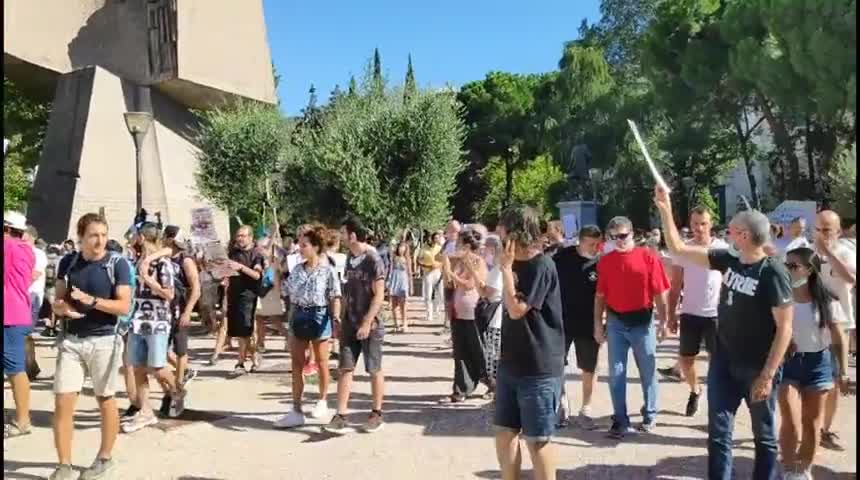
top-left (556, 200), bottom-right (599, 241)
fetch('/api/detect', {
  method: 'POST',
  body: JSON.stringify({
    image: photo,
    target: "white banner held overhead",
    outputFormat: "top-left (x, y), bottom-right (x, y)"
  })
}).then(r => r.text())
top-left (627, 119), bottom-right (671, 193)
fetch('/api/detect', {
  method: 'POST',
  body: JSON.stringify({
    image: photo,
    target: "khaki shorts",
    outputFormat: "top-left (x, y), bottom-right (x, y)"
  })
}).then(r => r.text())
top-left (54, 334), bottom-right (124, 397)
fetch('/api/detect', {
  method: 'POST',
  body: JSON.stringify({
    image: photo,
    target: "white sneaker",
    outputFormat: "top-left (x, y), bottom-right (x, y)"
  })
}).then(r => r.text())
top-left (273, 410), bottom-right (305, 429)
top-left (783, 469), bottom-right (812, 480)
top-left (310, 400), bottom-right (330, 419)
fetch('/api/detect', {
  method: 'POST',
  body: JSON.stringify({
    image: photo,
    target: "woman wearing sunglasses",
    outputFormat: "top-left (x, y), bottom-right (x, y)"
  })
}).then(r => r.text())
top-left (779, 247), bottom-right (850, 479)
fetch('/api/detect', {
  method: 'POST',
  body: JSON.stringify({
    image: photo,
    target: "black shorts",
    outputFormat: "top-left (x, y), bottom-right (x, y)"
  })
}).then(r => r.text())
top-left (169, 322), bottom-right (189, 356)
top-left (338, 321), bottom-right (384, 373)
top-left (569, 336), bottom-right (600, 373)
top-left (227, 293), bottom-right (257, 338)
top-left (679, 314), bottom-right (717, 357)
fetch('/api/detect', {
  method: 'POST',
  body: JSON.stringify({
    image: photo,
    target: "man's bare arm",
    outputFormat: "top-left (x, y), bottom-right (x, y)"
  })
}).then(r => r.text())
top-left (761, 304), bottom-right (793, 379)
top-left (181, 257), bottom-right (201, 318)
top-left (654, 187), bottom-right (711, 269)
top-left (501, 267), bottom-right (529, 320)
top-left (362, 278), bottom-right (386, 327)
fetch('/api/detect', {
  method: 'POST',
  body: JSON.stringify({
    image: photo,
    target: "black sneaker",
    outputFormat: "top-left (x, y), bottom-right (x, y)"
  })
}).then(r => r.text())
top-left (658, 367), bottom-right (682, 382)
top-left (159, 394), bottom-right (172, 417)
top-left (322, 414), bottom-right (351, 435)
top-left (820, 430), bottom-right (844, 451)
top-left (121, 405), bottom-right (140, 420)
top-left (607, 420), bottom-right (632, 440)
top-left (685, 391), bottom-right (700, 417)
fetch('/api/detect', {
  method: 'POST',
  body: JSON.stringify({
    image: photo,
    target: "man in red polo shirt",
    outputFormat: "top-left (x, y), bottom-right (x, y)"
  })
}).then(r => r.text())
top-left (594, 216), bottom-right (669, 440)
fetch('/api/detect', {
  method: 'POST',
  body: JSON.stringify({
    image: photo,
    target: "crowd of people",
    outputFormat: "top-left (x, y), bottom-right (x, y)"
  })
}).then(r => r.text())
top-left (2, 185), bottom-right (856, 479)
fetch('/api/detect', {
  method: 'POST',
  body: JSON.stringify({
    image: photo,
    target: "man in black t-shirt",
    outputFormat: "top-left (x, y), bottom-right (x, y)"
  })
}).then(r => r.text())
top-left (655, 186), bottom-right (792, 480)
top-left (226, 226), bottom-right (264, 377)
top-left (553, 225), bottom-right (602, 430)
top-left (494, 205), bottom-right (564, 480)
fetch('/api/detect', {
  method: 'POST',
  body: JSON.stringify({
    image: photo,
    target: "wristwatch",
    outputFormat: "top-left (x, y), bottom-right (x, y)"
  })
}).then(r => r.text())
top-left (89, 296), bottom-right (99, 308)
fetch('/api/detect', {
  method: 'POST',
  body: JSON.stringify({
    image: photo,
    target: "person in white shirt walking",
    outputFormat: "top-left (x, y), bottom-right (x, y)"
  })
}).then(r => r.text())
top-left (23, 226), bottom-right (48, 328)
top-left (813, 210), bottom-right (856, 452)
top-left (666, 207), bottom-right (728, 417)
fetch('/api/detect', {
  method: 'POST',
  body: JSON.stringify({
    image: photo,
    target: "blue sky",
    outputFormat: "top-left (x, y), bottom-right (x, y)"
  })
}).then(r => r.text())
top-left (263, 1), bottom-right (602, 116)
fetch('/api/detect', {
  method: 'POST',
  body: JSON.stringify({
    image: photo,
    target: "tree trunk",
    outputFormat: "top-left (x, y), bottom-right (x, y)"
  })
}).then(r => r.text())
top-left (758, 94), bottom-right (801, 199)
top-left (804, 115), bottom-right (817, 201)
top-left (734, 117), bottom-right (761, 209)
top-left (503, 156), bottom-right (514, 210)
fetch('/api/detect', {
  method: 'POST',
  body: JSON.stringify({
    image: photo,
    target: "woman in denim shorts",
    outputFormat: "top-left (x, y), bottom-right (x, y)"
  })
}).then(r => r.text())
top-left (779, 247), bottom-right (850, 479)
top-left (273, 225), bottom-right (342, 429)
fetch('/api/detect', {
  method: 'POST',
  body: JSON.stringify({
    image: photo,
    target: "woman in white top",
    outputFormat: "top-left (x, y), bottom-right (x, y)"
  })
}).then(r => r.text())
top-left (779, 247), bottom-right (849, 479)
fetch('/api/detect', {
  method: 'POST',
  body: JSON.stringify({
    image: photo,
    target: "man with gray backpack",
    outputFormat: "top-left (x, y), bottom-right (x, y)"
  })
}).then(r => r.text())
top-left (50, 213), bottom-right (133, 480)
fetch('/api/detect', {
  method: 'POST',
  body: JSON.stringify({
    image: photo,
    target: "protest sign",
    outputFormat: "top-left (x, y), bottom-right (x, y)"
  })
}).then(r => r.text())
top-left (190, 207), bottom-right (218, 244)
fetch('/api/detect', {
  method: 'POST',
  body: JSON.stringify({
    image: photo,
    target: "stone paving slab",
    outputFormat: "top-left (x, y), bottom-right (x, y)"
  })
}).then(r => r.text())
top-left (4, 299), bottom-right (857, 479)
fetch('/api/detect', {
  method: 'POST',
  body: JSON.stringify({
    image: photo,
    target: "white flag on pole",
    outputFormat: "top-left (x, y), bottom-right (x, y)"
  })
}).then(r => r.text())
top-left (627, 119), bottom-right (671, 193)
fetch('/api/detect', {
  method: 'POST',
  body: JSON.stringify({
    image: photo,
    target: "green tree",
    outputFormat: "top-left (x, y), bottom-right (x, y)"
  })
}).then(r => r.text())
top-left (284, 64), bottom-right (465, 236)
top-left (3, 76), bottom-right (52, 210)
top-left (403, 54), bottom-right (417, 103)
top-left (194, 100), bottom-right (289, 227)
top-left (475, 155), bottom-right (566, 222)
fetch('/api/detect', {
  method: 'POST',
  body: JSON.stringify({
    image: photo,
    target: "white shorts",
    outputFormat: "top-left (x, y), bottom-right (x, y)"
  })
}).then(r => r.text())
top-left (54, 334), bottom-right (123, 397)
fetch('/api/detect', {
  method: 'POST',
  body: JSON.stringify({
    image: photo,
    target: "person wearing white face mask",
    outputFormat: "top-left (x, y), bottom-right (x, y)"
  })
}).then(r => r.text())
top-left (594, 216), bottom-right (670, 439)
top-left (778, 247), bottom-right (849, 480)
top-left (554, 225), bottom-right (603, 430)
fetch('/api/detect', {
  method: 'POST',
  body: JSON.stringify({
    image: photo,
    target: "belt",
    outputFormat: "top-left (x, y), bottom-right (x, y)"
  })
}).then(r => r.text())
top-left (293, 304), bottom-right (326, 312)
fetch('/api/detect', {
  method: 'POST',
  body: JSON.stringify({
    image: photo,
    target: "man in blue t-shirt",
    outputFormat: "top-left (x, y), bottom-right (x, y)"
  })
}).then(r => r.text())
top-left (51, 213), bottom-right (132, 480)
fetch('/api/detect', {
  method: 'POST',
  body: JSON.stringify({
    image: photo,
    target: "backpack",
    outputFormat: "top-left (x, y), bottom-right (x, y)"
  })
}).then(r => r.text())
top-left (169, 254), bottom-right (190, 313)
top-left (257, 265), bottom-right (275, 298)
top-left (63, 252), bottom-right (135, 335)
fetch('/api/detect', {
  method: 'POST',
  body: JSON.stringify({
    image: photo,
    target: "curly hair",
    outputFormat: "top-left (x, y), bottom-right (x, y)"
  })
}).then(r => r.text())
top-left (300, 224), bottom-right (328, 255)
top-left (498, 205), bottom-right (541, 248)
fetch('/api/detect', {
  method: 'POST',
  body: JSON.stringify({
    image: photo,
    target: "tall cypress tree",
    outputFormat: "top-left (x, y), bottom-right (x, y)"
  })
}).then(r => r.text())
top-left (403, 54), bottom-right (417, 103)
top-left (348, 76), bottom-right (358, 96)
top-left (371, 48), bottom-right (384, 96)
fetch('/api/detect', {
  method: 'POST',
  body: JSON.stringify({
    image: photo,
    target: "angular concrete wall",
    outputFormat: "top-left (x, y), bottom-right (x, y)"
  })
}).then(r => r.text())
top-left (29, 66), bottom-right (229, 244)
top-left (175, 0), bottom-right (276, 105)
top-left (4, 0), bottom-right (276, 107)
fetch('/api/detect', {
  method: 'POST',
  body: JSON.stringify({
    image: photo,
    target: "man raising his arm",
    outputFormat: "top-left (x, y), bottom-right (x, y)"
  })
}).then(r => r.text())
top-left (654, 186), bottom-right (792, 480)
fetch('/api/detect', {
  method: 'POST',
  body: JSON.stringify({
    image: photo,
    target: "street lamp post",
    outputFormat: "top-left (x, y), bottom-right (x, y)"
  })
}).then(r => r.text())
top-left (123, 112), bottom-right (153, 214)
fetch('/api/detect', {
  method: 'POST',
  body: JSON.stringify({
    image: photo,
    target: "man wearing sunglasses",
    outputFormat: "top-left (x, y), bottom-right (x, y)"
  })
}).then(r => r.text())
top-left (814, 210), bottom-right (856, 452)
top-left (654, 186), bottom-right (793, 480)
top-left (593, 216), bottom-right (670, 439)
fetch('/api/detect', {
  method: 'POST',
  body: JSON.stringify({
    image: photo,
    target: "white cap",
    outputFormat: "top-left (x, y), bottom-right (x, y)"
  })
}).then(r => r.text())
top-left (4, 211), bottom-right (27, 231)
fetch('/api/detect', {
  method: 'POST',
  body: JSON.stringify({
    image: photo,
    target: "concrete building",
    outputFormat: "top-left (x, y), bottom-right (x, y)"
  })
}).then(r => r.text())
top-left (4, 0), bottom-right (276, 243)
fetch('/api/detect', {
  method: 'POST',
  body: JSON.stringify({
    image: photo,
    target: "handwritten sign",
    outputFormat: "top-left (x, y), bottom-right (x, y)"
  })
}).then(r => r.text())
top-left (767, 201), bottom-right (817, 236)
top-left (190, 207), bottom-right (218, 244)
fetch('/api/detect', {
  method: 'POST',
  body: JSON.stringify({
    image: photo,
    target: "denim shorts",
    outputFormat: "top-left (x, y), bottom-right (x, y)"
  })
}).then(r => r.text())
top-left (290, 305), bottom-right (332, 341)
top-left (494, 367), bottom-right (562, 443)
top-left (3, 326), bottom-right (32, 375)
top-left (782, 349), bottom-right (834, 392)
top-left (127, 332), bottom-right (171, 369)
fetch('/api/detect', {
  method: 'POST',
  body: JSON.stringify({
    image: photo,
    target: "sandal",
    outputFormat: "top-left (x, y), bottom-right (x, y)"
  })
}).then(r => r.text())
top-left (4, 420), bottom-right (32, 439)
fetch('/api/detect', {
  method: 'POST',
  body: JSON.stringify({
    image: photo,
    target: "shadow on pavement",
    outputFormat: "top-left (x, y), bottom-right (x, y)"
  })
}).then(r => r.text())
top-left (475, 454), bottom-right (854, 479)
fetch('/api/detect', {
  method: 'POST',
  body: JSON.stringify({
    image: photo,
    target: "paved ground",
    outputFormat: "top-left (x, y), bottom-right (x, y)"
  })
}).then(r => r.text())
top-left (4, 298), bottom-right (857, 479)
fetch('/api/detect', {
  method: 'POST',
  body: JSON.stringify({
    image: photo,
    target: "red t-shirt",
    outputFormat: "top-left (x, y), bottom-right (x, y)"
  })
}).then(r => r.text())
top-left (596, 247), bottom-right (670, 313)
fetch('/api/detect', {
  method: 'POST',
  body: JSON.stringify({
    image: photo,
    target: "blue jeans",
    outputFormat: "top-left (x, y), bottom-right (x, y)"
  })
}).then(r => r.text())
top-left (606, 315), bottom-right (658, 427)
top-left (494, 367), bottom-right (563, 442)
top-left (707, 346), bottom-right (780, 480)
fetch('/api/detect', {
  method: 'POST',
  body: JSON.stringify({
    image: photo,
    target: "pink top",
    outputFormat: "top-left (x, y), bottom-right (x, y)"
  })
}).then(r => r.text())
top-left (452, 264), bottom-right (480, 320)
top-left (4, 237), bottom-right (35, 326)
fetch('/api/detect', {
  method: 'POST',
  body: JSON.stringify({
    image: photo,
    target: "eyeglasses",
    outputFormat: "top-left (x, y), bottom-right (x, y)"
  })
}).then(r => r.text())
top-left (609, 233), bottom-right (631, 241)
top-left (785, 262), bottom-right (802, 271)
